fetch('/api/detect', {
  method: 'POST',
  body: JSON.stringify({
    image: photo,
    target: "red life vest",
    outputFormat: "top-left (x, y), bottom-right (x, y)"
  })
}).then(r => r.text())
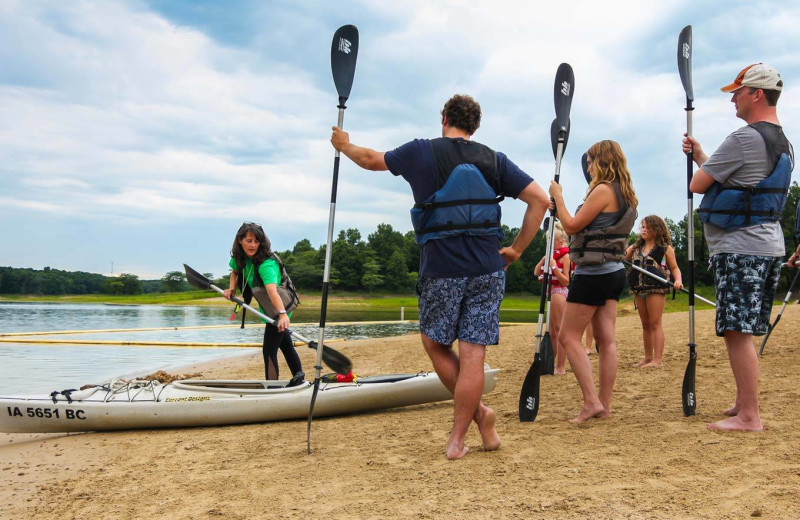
top-left (538, 246), bottom-right (571, 288)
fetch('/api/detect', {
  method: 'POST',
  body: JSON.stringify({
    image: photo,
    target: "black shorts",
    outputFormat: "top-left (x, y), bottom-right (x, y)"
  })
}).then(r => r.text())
top-left (567, 269), bottom-right (626, 306)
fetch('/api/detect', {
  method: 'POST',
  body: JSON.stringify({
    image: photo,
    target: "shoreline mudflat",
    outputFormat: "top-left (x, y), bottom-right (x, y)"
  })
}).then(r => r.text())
top-left (2, 307), bottom-right (800, 519)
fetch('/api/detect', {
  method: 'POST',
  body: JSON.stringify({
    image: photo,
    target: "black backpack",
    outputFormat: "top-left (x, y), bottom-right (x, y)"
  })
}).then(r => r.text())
top-left (239, 253), bottom-right (300, 324)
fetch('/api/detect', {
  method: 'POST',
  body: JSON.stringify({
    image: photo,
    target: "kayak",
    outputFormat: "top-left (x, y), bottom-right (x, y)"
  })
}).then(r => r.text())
top-left (0, 365), bottom-right (500, 433)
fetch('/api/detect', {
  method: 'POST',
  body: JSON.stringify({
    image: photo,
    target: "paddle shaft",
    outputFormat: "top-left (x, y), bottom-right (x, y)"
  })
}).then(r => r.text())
top-left (205, 282), bottom-right (319, 346)
top-left (316, 106), bottom-right (345, 377)
top-left (624, 261), bottom-right (716, 307)
top-left (759, 266), bottom-right (800, 355)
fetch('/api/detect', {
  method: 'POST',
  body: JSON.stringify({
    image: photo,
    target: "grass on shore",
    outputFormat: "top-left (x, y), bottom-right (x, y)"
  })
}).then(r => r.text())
top-left (1, 285), bottom-right (720, 315)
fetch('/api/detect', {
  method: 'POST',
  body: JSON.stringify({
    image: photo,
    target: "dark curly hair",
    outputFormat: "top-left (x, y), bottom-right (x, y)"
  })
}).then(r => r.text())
top-left (441, 94), bottom-right (481, 135)
top-left (230, 222), bottom-right (272, 270)
top-left (633, 215), bottom-right (671, 250)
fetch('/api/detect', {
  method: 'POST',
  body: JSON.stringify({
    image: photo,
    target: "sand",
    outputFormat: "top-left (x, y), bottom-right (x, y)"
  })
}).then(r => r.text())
top-left (2, 305), bottom-right (800, 519)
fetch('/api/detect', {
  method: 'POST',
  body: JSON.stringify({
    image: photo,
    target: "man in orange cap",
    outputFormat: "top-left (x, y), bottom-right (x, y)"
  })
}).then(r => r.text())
top-left (682, 63), bottom-right (794, 431)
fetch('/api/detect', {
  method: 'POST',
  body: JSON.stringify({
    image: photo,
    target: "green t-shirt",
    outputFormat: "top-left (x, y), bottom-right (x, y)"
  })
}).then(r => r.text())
top-left (228, 256), bottom-right (286, 320)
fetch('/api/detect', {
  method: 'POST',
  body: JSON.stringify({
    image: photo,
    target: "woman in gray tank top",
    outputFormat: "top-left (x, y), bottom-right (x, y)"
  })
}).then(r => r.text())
top-left (549, 140), bottom-right (638, 424)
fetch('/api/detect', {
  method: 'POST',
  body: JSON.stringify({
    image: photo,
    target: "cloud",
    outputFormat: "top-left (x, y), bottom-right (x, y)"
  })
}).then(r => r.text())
top-left (0, 0), bottom-right (799, 277)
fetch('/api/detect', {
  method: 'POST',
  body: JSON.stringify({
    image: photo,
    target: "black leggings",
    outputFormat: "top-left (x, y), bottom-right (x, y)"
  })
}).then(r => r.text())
top-left (262, 323), bottom-right (303, 380)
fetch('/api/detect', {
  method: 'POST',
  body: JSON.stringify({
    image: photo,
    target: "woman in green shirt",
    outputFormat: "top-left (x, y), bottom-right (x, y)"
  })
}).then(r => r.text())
top-left (224, 223), bottom-right (303, 382)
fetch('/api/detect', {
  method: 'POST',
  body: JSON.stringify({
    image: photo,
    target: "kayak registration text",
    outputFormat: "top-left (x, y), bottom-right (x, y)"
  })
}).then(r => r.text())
top-left (6, 406), bottom-right (86, 420)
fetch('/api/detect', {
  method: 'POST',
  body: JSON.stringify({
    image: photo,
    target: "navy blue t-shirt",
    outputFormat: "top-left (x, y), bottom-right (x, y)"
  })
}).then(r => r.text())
top-left (384, 137), bottom-right (534, 277)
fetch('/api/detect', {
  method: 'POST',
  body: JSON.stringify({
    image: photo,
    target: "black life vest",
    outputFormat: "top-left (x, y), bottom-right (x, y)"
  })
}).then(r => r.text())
top-left (627, 245), bottom-right (671, 292)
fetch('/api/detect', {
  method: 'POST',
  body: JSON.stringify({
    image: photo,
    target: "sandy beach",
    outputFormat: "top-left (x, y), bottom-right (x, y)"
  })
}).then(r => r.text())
top-left (2, 304), bottom-right (800, 519)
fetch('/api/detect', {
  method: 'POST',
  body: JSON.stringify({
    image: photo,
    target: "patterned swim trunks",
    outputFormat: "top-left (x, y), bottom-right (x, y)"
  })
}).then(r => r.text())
top-left (711, 253), bottom-right (781, 337)
top-left (417, 270), bottom-right (506, 346)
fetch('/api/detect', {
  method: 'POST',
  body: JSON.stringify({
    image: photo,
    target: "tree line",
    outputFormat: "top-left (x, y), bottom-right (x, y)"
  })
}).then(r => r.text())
top-left (3, 183), bottom-right (798, 296)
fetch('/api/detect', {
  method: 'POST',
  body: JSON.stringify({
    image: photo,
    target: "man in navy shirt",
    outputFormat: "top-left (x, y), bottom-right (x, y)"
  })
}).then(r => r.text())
top-left (332, 94), bottom-right (548, 459)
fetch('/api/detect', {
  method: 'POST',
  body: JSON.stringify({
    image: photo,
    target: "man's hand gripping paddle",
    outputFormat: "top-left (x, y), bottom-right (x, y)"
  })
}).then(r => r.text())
top-left (519, 63), bottom-right (574, 422)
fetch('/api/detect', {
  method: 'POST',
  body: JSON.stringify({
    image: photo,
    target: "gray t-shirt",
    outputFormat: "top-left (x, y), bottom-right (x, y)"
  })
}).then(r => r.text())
top-left (700, 125), bottom-right (785, 257)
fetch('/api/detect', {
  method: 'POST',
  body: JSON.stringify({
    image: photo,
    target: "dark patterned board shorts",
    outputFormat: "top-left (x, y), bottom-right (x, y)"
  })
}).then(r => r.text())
top-left (417, 270), bottom-right (506, 346)
top-left (711, 253), bottom-right (782, 337)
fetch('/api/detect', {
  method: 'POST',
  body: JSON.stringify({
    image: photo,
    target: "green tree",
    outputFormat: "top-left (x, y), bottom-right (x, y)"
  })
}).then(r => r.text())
top-left (331, 228), bottom-right (368, 290)
top-left (383, 250), bottom-right (410, 291)
top-left (161, 271), bottom-right (186, 292)
top-left (368, 224), bottom-right (405, 275)
top-left (361, 256), bottom-right (383, 293)
top-left (292, 238), bottom-right (314, 255)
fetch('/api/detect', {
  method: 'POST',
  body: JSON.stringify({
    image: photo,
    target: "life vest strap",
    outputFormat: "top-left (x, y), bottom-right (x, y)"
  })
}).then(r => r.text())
top-left (414, 195), bottom-right (505, 210)
top-left (415, 220), bottom-right (502, 235)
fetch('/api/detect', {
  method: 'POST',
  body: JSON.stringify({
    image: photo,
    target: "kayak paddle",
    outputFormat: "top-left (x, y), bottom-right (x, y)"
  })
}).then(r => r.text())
top-left (183, 264), bottom-right (352, 375)
top-left (308, 24), bottom-right (360, 454)
top-left (623, 261), bottom-right (716, 307)
top-left (678, 24), bottom-right (697, 417)
top-left (519, 62), bottom-right (574, 422)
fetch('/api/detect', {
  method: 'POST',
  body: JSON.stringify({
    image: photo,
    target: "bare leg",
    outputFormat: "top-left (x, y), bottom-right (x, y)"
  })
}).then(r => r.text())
top-left (708, 331), bottom-right (763, 431)
top-left (421, 335), bottom-right (500, 457)
top-left (633, 294), bottom-right (652, 367)
top-left (550, 293), bottom-right (567, 374)
top-left (641, 293), bottom-right (666, 367)
top-left (559, 303), bottom-right (605, 423)
top-left (592, 302), bottom-right (618, 415)
top-left (583, 321), bottom-right (594, 355)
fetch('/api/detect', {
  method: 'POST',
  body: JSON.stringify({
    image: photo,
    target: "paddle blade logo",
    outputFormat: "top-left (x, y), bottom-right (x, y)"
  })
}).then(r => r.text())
top-left (560, 80), bottom-right (571, 97)
top-left (685, 391), bottom-right (695, 408)
top-left (682, 42), bottom-right (690, 60)
top-left (338, 37), bottom-right (352, 54)
top-left (525, 396), bottom-right (536, 411)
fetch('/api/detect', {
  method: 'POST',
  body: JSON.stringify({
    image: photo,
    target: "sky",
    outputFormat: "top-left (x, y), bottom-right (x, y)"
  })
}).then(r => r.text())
top-left (1, 0), bottom-right (799, 279)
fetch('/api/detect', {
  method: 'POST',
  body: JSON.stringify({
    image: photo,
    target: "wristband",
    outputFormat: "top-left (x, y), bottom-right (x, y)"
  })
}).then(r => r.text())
top-left (278, 310), bottom-right (287, 315)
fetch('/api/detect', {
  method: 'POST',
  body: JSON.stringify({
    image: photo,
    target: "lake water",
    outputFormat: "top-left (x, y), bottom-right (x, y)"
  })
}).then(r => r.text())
top-left (0, 303), bottom-right (419, 396)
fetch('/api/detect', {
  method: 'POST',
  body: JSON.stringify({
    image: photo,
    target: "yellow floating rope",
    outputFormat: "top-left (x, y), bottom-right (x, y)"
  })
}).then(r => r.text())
top-left (0, 338), bottom-right (345, 347)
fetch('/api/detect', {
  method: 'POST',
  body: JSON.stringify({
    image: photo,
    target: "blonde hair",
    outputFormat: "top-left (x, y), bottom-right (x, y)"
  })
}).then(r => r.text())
top-left (546, 220), bottom-right (567, 243)
top-left (586, 140), bottom-right (638, 209)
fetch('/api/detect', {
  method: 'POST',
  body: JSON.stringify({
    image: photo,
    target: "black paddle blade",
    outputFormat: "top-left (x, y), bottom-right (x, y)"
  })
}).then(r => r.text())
top-left (678, 25), bottom-right (694, 102)
top-left (581, 152), bottom-right (591, 184)
top-left (541, 216), bottom-right (550, 232)
top-left (681, 347), bottom-right (697, 416)
top-left (184, 264), bottom-right (211, 290)
top-left (553, 63), bottom-right (575, 131)
top-left (331, 25), bottom-right (359, 106)
top-left (550, 117), bottom-right (570, 160)
top-left (519, 355), bottom-right (542, 422)
top-left (541, 333), bottom-right (555, 376)
top-left (307, 340), bottom-right (352, 375)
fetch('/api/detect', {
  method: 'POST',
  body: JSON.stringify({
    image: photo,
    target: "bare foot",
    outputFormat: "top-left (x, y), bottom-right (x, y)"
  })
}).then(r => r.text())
top-left (446, 444), bottom-right (469, 460)
top-left (476, 406), bottom-right (501, 452)
top-left (584, 349), bottom-right (592, 355)
top-left (707, 416), bottom-right (763, 432)
top-left (633, 359), bottom-right (651, 368)
top-left (568, 402), bottom-right (606, 424)
top-left (641, 361), bottom-right (662, 368)
top-left (723, 405), bottom-right (739, 417)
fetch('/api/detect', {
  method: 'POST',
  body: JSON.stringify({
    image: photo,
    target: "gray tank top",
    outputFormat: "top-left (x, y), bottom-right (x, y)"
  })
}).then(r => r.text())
top-left (574, 183), bottom-right (627, 276)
